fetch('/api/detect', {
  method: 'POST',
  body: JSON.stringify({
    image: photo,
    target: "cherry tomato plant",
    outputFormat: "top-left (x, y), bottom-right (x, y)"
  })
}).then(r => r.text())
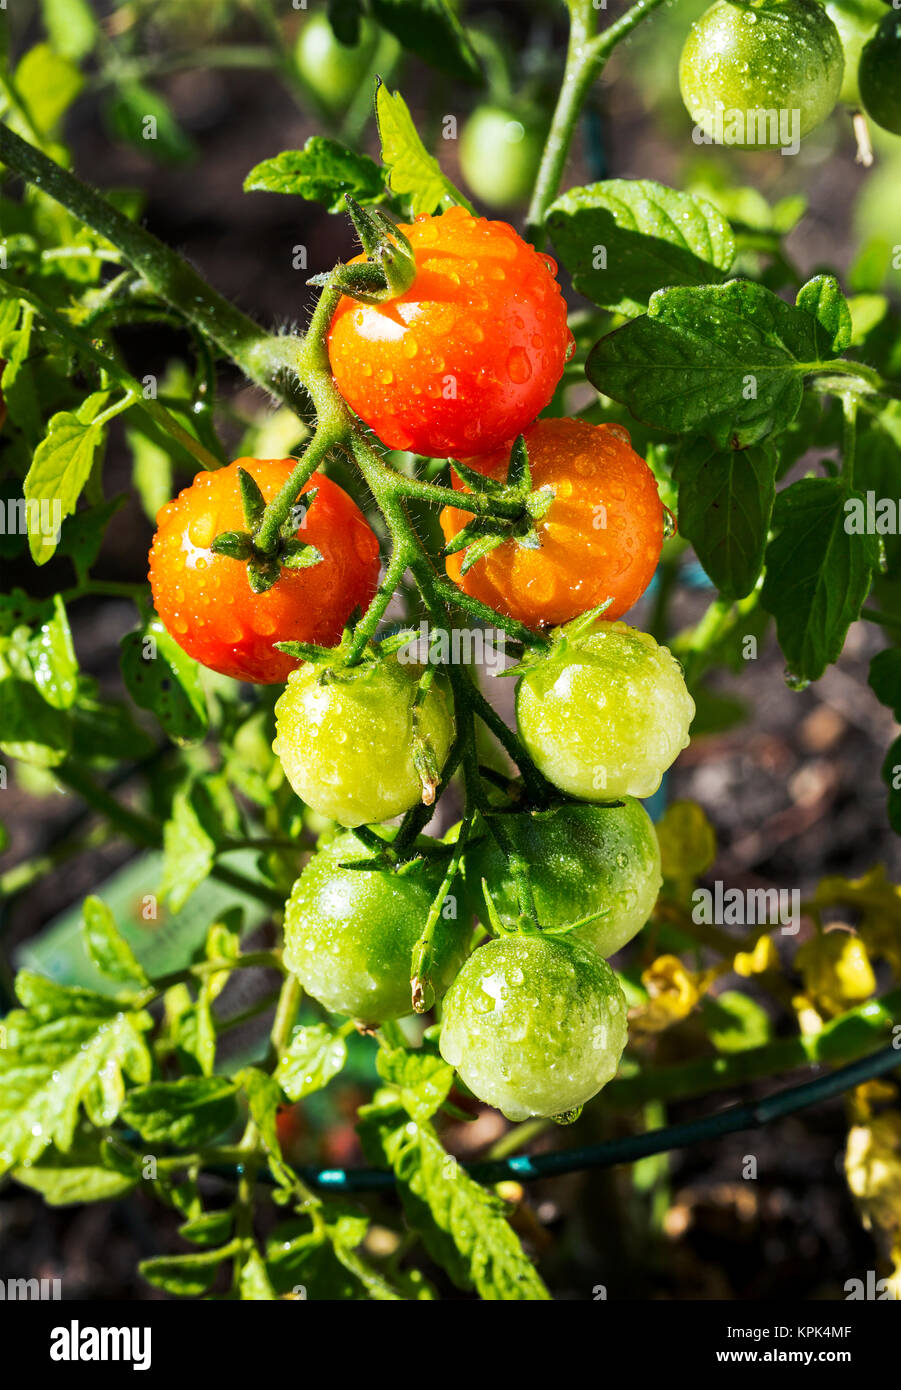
top-left (1, 0), bottom-right (901, 1306)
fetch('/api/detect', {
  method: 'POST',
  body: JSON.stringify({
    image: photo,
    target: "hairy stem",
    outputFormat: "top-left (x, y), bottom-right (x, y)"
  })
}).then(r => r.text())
top-left (526, 0), bottom-right (671, 243)
top-left (0, 123), bottom-right (282, 390)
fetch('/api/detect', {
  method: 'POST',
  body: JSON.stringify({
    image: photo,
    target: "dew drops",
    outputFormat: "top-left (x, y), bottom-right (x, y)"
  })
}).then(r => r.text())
top-left (784, 669), bottom-right (810, 692)
top-left (507, 347), bottom-right (533, 384)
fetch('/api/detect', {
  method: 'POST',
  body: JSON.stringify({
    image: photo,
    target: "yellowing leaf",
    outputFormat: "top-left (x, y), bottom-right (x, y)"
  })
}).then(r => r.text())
top-left (796, 928), bottom-right (876, 1018)
top-left (846, 1110), bottom-right (901, 1251)
top-left (632, 954), bottom-right (718, 1035)
top-left (814, 867), bottom-right (901, 977)
top-left (734, 934), bottom-right (779, 977)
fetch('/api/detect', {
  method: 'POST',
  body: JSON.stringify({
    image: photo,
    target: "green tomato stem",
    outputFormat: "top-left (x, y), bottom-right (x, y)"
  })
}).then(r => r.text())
top-left (862, 606), bottom-right (901, 635)
top-left (841, 392), bottom-right (859, 492)
top-left (410, 817), bottom-right (473, 1013)
top-left (0, 123), bottom-right (280, 390)
top-left (269, 973), bottom-right (303, 1064)
top-left (345, 544), bottom-right (412, 665)
top-left (526, 0), bottom-right (671, 244)
top-left (0, 273), bottom-right (225, 472)
top-left (383, 470), bottom-right (526, 521)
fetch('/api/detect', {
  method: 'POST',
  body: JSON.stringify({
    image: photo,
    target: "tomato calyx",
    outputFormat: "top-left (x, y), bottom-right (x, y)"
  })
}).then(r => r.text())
top-left (497, 602), bottom-right (615, 678)
top-left (478, 868), bottom-right (615, 942)
top-left (308, 195), bottom-right (416, 306)
top-left (445, 436), bottom-right (557, 576)
top-left (275, 634), bottom-right (452, 809)
top-left (209, 467), bottom-right (323, 595)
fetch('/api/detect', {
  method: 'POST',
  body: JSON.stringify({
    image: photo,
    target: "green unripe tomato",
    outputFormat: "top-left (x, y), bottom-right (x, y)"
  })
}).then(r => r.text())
top-left (515, 622), bottom-right (695, 801)
top-left (295, 13), bottom-right (378, 113)
top-left (679, 0), bottom-right (845, 148)
top-left (464, 801), bottom-right (662, 957)
top-left (439, 934), bottom-right (628, 1121)
top-left (860, 12), bottom-right (901, 134)
top-left (283, 830), bottom-right (471, 1022)
top-left (459, 105), bottom-right (546, 209)
top-left (274, 654), bottom-right (454, 828)
top-left (824, 0), bottom-right (887, 106)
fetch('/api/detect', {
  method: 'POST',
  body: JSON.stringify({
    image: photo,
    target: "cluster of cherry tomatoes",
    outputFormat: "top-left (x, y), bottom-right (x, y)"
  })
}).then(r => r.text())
top-left (148, 207), bottom-right (696, 1120)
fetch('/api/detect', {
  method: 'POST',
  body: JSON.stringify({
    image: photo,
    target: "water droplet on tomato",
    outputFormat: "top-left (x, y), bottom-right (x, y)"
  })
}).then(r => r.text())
top-left (507, 347), bottom-right (533, 383)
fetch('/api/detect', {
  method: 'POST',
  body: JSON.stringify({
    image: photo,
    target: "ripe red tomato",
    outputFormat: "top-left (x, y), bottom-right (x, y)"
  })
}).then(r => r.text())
top-left (439, 417), bottom-right (663, 629)
top-left (148, 458), bottom-right (380, 684)
top-left (327, 206), bottom-right (573, 459)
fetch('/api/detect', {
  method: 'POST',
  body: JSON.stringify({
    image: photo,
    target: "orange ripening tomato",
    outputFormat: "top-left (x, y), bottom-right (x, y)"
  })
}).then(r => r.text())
top-left (148, 458), bottom-right (380, 684)
top-left (440, 418), bottom-right (664, 629)
top-left (327, 206), bottom-right (573, 459)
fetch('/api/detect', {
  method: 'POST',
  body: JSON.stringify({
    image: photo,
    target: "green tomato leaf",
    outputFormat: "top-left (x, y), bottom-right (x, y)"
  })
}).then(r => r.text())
top-left (126, 425), bottom-right (174, 523)
top-left (14, 43), bottom-right (83, 135)
top-left (276, 1024), bottom-right (348, 1101)
top-left (81, 895), bottom-right (149, 987)
top-left (375, 84), bottom-right (475, 217)
top-left (760, 478), bottom-right (879, 683)
top-left (2, 593), bottom-right (78, 710)
top-left (23, 393), bottom-right (111, 564)
top-left (0, 677), bottom-right (72, 766)
top-left (328, 0), bottom-right (366, 44)
top-left (0, 302), bottom-right (42, 442)
top-left (587, 280), bottom-right (825, 449)
top-left (701, 991), bottom-right (772, 1053)
top-left (547, 179), bottom-right (735, 317)
top-left (69, 687), bottom-right (155, 764)
top-left (375, 1046), bottom-right (454, 1122)
top-left (237, 1066), bottom-right (296, 1190)
top-left (686, 170), bottom-right (806, 236)
top-left (265, 1223), bottom-right (363, 1300)
top-left (39, 0), bottom-right (99, 61)
top-left (796, 274), bottom-right (853, 355)
top-left (56, 497), bottom-right (124, 581)
top-left (139, 1245), bottom-right (237, 1297)
top-left (846, 294), bottom-right (888, 346)
top-left (105, 81), bottom-right (197, 165)
top-left (178, 1210), bottom-right (235, 1247)
top-left (120, 617), bottom-right (209, 744)
top-left (244, 138), bottom-right (385, 212)
top-left (855, 401), bottom-right (901, 579)
top-left (674, 439), bottom-right (776, 598)
top-left (12, 1134), bottom-right (137, 1206)
top-left (0, 971), bottom-right (152, 1175)
top-left (869, 651), bottom-right (901, 836)
top-left (359, 1100), bottom-right (550, 1301)
top-left (370, 0), bottom-right (481, 82)
top-left (174, 994), bottom-right (217, 1078)
top-left (160, 785), bottom-right (216, 912)
top-left (121, 1077), bottom-right (238, 1148)
top-left (240, 1247), bottom-right (278, 1301)
top-left (0, 588), bottom-right (52, 636)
